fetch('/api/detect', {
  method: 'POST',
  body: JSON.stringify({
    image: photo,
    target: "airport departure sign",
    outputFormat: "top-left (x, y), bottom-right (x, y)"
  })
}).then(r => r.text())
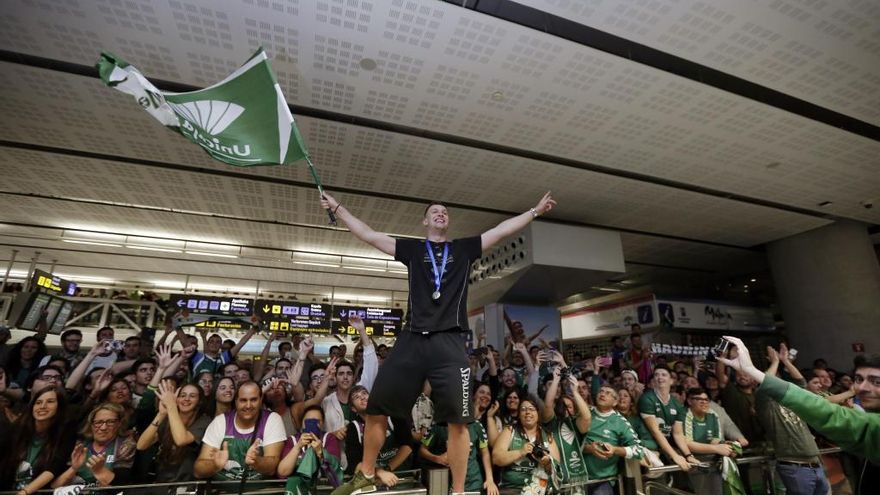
top-left (169, 294), bottom-right (253, 317)
top-left (331, 305), bottom-right (404, 337)
top-left (255, 300), bottom-right (332, 334)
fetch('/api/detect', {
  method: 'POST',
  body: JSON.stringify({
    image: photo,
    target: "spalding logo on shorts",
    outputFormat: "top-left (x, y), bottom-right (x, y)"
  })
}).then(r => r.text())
top-left (460, 367), bottom-right (471, 416)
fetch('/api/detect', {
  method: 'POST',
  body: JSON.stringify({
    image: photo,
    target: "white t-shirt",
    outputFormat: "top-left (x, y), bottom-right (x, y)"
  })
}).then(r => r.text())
top-left (202, 410), bottom-right (287, 449)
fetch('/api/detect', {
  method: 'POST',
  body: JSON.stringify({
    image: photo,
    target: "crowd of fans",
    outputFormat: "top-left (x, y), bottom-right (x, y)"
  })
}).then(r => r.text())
top-left (0, 318), bottom-right (876, 495)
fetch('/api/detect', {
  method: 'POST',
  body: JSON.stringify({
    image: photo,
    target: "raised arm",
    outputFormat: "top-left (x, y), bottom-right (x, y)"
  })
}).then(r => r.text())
top-left (321, 192), bottom-right (396, 256)
top-left (778, 343), bottom-right (804, 382)
top-left (481, 192), bottom-right (555, 251)
top-left (229, 324), bottom-right (259, 358)
top-left (542, 368), bottom-right (561, 421)
top-left (567, 375), bottom-right (591, 434)
top-left (253, 332), bottom-right (276, 381)
top-left (65, 339), bottom-right (107, 391)
top-left (352, 315), bottom-right (379, 390)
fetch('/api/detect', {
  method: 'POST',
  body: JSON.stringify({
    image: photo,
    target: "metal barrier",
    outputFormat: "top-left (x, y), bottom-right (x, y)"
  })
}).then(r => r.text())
top-left (1, 470), bottom-right (424, 495)
top-left (629, 447), bottom-right (843, 495)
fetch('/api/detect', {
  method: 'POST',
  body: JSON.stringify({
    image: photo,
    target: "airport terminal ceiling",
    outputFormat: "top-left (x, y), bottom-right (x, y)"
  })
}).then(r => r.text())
top-left (0, 0), bottom-right (878, 305)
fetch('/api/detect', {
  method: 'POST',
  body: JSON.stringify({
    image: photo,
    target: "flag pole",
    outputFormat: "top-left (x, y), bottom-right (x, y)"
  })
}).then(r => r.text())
top-left (305, 156), bottom-right (337, 226)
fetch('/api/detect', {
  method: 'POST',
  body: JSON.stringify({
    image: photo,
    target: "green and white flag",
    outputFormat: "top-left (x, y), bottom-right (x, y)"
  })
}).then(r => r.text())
top-left (96, 48), bottom-right (309, 166)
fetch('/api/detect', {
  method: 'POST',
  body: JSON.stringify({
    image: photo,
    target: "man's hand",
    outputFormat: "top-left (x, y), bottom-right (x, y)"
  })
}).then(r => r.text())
top-left (514, 342), bottom-right (527, 355)
top-left (533, 191), bottom-right (557, 216)
top-left (715, 443), bottom-right (734, 457)
top-left (299, 336), bottom-right (314, 355)
top-left (376, 470), bottom-right (399, 487)
top-left (766, 346), bottom-right (780, 365)
top-left (586, 442), bottom-right (612, 460)
top-left (672, 454), bottom-right (693, 472)
top-left (717, 336), bottom-right (764, 384)
top-left (779, 343), bottom-right (792, 364)
top-left (436, 452), bottom-right (449, 466)
top-left (245, 439), bottom-right (262, 467)
top-left (320, 192), bottom-right (340, 211)
top-left (213, 441), bottom-right (230, 470)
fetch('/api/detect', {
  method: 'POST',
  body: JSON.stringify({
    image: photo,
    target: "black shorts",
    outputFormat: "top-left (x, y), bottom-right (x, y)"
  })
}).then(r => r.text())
top-left (366, 329), bottom-right (472, 424)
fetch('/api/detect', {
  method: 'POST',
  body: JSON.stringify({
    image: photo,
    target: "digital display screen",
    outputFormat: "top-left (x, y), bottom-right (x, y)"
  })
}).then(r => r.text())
top-left (255, 300), bottom-right (332, 334)
top-left (32, 269), bottom-right (76, 296)
top-left (18, 293), bottom-right (53, 330)
top-left (331, 305), bottom-right (404, 337)
top-left (49, 301), bottom-right (75, 334)
top-left (169, 294), bottom-right (253, 317)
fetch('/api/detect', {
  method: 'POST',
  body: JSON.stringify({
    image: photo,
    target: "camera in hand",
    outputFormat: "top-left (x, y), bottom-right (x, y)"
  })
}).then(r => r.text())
top-left (558, 366), bottom-right (572, 380)
top-left (529, 443), bottom-right (548, 462)
top-left (706, 338), bottom-right (732, 362)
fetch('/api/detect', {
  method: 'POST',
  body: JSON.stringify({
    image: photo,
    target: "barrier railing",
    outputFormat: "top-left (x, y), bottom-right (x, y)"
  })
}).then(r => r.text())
top-left (629, 446), bottom-right (843, 495)
top-left (1, 448), bottom-right (844, 495)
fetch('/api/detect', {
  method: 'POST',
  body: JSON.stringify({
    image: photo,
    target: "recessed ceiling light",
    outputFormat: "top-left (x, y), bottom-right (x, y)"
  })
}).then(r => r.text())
top-left (359, 58), bottom-right (377, 71)
top-left (750, 278), bottom-right (756, 282)
top-left (818, 201), bottom-right (833, 207)
top-left (491, 90), bottom-right (504, 101)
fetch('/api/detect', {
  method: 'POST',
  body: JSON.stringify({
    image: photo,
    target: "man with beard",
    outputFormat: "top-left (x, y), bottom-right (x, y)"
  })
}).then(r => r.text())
top-left (195, 381), bottom-right (286, 480)
top-left (39, 329), bottom-right (86, 369)
top-left (719, 338), bottom-right (880, 495)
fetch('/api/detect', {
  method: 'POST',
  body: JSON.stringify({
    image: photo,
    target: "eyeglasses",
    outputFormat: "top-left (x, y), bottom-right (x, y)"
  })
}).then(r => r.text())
top-left (92, 419), bottom-right (120, 428)
top-left (519, 406), bottom-right (538, 413)
top-left (39, 374), bottom-right (63, 382)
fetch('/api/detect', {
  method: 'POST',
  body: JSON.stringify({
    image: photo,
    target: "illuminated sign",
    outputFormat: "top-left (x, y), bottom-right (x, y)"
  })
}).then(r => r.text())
top-left (49, 301), bottom-right (75, 334)
top-left (32, 269), bottom-right (77, 296)
top-left (168, 294), bottom-right (253, 317)
top-left (331, 305), bottom-right (404, 337)
top-left (255, 300), bottom-right (331, 334)
top-left (194, 319), bottom-right (250, 330)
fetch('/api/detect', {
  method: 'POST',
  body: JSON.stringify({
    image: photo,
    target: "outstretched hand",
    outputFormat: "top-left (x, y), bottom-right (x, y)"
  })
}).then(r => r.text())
top-left (717, 336), bottom-right (765, 384)
top-left (533, 191), bottom-right (557, 216)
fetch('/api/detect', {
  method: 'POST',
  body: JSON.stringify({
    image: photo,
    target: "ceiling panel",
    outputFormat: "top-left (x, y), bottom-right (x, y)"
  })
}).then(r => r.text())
top-left (516, 0), bottom-right (880, 125)
top-left (1, 2), bottom-right (877, 224)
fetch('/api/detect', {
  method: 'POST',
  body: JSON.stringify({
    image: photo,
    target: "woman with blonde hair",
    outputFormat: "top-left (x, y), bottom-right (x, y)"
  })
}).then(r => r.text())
top-left (52, 402), bottom-right (136, 488)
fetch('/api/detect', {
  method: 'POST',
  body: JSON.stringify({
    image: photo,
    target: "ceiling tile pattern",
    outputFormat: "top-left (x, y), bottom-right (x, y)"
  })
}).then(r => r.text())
top-left (1, 2), bottom-right (878, 224)
top-left (518, 0), bottom-right (880, 124)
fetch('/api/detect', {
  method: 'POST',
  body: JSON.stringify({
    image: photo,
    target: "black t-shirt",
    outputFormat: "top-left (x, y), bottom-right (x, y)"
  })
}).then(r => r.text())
top-left (395, 236), bottom-right (482, 332)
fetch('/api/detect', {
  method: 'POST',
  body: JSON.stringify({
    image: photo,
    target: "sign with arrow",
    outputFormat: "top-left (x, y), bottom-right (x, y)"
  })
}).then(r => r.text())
top-left (255, 300), bottom-right (331, 334)
top-left (331, 305), bottom-right (404, 337)
top-left (168, 294), bottom-right (253, 317)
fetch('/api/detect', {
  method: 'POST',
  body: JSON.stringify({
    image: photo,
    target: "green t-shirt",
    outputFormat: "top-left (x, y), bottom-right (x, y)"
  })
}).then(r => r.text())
top-left (544, 415), bottom-right (588, 481)
top-left (584, 408), bottom-right (644, 479)
top-left (341, 402), bottom-right (355, 422)
top-left (638, 388), bottom-right (684, 438)
top-left (755, 384), bottom-right (820, 460)
top-left (682, 409), bottom-right (720, 444)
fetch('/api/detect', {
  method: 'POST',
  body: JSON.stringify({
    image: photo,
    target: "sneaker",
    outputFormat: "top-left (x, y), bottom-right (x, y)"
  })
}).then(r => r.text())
top-left (331, 470), bottom-right (377, 495)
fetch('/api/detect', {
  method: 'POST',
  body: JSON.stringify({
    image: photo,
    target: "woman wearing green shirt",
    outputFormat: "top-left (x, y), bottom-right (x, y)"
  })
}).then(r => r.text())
top-left (542, 368), bottom-right (591, 488)
top-left (493, 396), bottom-right (561, 493)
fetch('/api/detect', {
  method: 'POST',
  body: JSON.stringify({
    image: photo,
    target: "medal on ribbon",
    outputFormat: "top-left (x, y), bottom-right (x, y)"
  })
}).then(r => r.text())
top-left (425, 240), bottom-right (449, 302)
